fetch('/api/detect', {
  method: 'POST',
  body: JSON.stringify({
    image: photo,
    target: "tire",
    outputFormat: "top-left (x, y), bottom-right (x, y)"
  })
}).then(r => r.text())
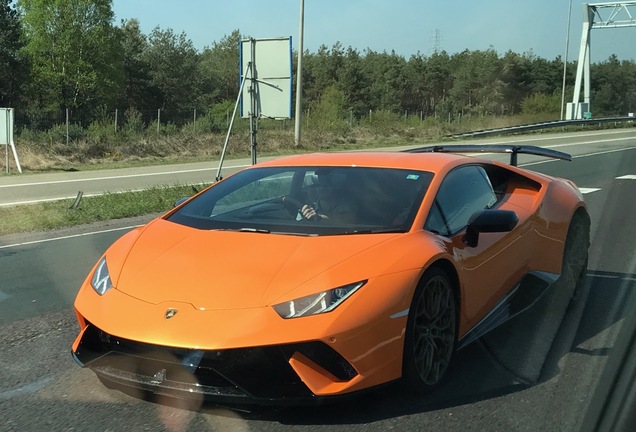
top-left (561, 211), bottom-right (590, 300)
top-left (402, 267), bottom-right (457, 393)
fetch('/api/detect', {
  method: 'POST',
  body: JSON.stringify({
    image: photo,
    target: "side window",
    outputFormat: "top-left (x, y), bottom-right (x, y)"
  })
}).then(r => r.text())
top-left (425, 165), bottom-right (497, 236)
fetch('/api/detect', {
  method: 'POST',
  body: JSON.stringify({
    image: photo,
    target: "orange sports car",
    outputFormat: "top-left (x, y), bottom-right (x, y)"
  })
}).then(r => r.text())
top-left (71, 145), bottom-right (589, 404)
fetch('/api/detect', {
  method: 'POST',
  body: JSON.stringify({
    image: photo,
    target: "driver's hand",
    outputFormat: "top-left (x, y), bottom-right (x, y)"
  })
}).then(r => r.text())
top-left (301, 204), bottom-right (317, 220)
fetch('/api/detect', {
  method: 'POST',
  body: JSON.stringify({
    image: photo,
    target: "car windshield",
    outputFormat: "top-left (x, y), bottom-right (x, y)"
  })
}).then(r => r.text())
top-left (167, 166), bottom-right (434, 235)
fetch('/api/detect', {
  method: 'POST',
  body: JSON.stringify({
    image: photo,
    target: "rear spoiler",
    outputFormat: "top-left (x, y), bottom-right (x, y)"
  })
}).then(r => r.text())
top-left (403, 145), bottom-right (572, 167)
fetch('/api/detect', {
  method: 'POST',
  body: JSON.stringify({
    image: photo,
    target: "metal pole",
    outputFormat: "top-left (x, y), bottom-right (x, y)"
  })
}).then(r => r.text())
top-left (572, 4), bottom-right (592, 119)
top-left (216, 63), bottom-right (252, 181)
top-left (4, 109), bottom-right (7, 174)
top-left (561, 0), bottom-right (573, 120)
top-left (5, 117), bottom-right (7, 173)
top-left (9, 109), bottom-right (21, 173)
top-left (114, 108), bottom-right (118, 133)
top-left (294, 0), bottom-right (305, 146)
top-left (157, 109), bottom-right (161, 133)
top-left (66, 108), bottom-right (69, 147)
top-left (250, 39), bottom-right (258, 164)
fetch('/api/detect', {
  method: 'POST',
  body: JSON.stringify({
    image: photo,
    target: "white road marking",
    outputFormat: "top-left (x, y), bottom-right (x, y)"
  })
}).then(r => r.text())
top-left (475, 129), bottom-right (635, 146)
top-left (572, 146), bottom-right (636, 159)
top-left (0, 192), bottom-right (103, 207)
top-left (0, 164), bottom-right (248, 189)
top-left (479, 138), bottom-right (636, 162)
top-left (0, 377), bottom-right (53, 401)
top-left (519, 146), bottom-right (636, 167)
top-left (0, 181), bottom-right (211, 208)
top-left (0, 290), bottom-right (8, 302)
top-left (518, 158), bottom-right (559, 167)
top-left (616, 175), bottom-right (636, 179)
top-left (0, 225), bottom-right (142, 250)
top-left (579, 188), bottom-right (602, 194)
top-left (545, 137), bottom-right (636, 150)
top-left (591, 273), bottom-right (621, 280)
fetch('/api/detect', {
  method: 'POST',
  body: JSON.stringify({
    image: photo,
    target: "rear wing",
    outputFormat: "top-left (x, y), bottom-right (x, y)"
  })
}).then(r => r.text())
top-left (403, 145), bottom-right (572, 167)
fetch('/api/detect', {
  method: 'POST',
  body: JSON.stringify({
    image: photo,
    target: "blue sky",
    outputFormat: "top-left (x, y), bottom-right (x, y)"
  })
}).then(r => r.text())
top-left (112, 0), bottom-right (635, 62)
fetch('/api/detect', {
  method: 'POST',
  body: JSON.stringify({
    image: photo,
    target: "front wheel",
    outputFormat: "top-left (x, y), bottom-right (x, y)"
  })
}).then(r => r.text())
top-left (402, 267), bottom-right (457, 393)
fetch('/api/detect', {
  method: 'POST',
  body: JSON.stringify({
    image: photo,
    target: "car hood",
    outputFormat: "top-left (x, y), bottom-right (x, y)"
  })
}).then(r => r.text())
top-left (113, 219), bottom-right (397, 310)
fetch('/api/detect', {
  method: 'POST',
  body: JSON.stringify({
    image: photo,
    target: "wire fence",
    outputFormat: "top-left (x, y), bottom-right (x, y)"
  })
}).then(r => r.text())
top-left (15, 108), bottom-right (220, 133)
top-left (13, 107), bottom-right (439, 140)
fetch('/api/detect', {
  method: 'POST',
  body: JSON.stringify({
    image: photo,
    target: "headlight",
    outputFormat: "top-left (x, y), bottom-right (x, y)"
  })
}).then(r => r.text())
top-left (91, 257), bottom-right (113, 295)
top-left (273, 281), bottom-right (366, 319)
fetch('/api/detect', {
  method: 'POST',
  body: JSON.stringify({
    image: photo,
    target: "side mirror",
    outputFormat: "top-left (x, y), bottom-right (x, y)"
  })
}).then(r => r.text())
top-left (463, 209), bottom-right (518, 247)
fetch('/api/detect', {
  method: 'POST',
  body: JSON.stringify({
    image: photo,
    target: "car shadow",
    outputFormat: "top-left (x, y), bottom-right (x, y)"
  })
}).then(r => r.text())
top-left (193, 269), bottom-right (635, 425)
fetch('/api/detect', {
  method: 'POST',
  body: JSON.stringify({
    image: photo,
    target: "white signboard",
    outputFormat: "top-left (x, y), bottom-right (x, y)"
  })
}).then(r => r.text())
top-left (240, 37), bottom-right (293, 119)
top-left (0, 108), bottom-right (10, 146)
top-left (1, 108), bottom-right (22, 173)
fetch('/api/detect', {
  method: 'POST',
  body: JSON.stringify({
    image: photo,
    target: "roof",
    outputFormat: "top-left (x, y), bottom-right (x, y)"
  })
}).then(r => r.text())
top-left (253, 151), bottom-right (475, 175)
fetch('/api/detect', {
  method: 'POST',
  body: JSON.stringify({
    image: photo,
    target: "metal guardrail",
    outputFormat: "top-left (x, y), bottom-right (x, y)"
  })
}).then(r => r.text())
top-left (449, 116), bottom-right (635, 138)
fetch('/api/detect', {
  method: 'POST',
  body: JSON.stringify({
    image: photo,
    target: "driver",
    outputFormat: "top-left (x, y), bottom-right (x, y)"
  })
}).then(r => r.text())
top-left (300, 170), bottom-right (357, 222)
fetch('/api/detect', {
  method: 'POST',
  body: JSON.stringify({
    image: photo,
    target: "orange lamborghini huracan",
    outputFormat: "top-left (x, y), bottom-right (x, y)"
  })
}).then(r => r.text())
top-left (71, 145), bottom-right (590, 404)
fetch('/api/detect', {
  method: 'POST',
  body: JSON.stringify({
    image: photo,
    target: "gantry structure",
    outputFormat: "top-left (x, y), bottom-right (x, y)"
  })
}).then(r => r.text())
top-left (569, 2), bottom-right (636, 119)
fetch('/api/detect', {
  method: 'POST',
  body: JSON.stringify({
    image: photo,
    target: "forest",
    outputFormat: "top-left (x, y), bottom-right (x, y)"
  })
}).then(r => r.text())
top-left (1, 0), bottom-right (635, 167)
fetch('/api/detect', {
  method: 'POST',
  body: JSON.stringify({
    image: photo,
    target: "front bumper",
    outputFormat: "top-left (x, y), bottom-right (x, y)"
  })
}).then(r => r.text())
top-left (72, 323), bottom-right (359, 404)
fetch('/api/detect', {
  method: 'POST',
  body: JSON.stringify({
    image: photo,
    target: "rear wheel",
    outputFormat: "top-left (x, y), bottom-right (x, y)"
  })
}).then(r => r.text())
top-left (402, 267), bottom-right (457, 393)
top-left (562, 211), bottom-right (590, 300)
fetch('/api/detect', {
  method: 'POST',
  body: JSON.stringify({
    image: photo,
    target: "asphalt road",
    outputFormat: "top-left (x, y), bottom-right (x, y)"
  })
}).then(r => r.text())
top-left (0, 130), bottom-right (635, 431)
top-left (0, 128), bottom-right (635, 207)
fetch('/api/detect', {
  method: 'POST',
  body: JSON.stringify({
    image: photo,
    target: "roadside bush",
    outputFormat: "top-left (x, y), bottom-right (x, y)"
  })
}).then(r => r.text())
top-left (123, 108), bottom-right (145, 134)
top-left (521, 93), bottom-right (561, 116)
top-left (306, 86), bottom-right (351, 135)
top-left (18, 126), bottom-right (46, 144)
top-left (361, 110), bottom-right (403, 135)
top-left (181, 114), bottom-right (221, 135)
top-left (145, 121), bottom-right (180, 136)
top-left (208, 100), bottom-right (236, 131)
top-left (87, 119), bottom-right (115, 144)
top-left (47, 123), bottom-right (88, 144)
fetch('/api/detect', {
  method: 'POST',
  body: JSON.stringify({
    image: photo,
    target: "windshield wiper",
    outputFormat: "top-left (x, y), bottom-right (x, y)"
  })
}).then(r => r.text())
top-left (272, 231), bottom-right (316, 237)
top-left (213, 227), bottom-right (271, 234)
top-left (342, 228), bottom-right (407, 235)
top-left (238, 227), bottom-right (271, 234)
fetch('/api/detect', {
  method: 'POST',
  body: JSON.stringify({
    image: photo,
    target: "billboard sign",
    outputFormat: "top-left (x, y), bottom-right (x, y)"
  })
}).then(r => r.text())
top-left (1, 108), bottom-right (22, 173)
top-left (0, 108), bottom-right (11, 146)
top-left (240, 37), bottom-right (293, 119)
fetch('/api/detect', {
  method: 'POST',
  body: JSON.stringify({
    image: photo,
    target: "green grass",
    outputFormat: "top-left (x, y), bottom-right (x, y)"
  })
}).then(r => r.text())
top-left (0, 184), bottom-right (205, 235)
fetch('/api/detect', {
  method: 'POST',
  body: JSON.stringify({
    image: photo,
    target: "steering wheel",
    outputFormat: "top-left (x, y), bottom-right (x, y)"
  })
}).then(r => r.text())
top-left (281, 196), bottom-right (303, 214)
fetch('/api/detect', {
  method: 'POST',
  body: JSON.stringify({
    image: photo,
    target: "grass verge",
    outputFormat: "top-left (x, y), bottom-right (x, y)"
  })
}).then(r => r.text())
top-left (4, 123), bottom-right (633, 235)
top-left (0, 184), bottom-right (205, 236)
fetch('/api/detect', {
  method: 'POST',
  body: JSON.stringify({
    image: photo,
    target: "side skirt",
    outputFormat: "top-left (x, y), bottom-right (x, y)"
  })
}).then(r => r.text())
top-left (456, 271), bottom-right (559, 350)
